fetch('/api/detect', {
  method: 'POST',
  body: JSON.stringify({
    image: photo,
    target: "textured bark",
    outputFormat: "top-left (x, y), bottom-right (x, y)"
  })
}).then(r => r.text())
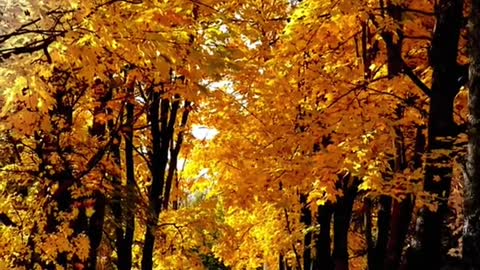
top-left (411, 0), bottom-right (464, 268)
top-left (463, 1), bottom-right (480, 268)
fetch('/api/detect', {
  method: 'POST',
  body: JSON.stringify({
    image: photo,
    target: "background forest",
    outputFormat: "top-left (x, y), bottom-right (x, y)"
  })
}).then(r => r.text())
top-left (1, 0), bottom-right (480, 269)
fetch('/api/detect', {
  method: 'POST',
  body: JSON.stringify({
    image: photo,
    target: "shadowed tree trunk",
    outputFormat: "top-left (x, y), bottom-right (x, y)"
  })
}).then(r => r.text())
top-left (115, 85), bottom-right (136, 270)
top-left (410, 0), bottom-right (464, 269)
top-left (141, 88), bottom-right (190, 270)
top-left (314, 203), bottom-right (333, 270)
top-left (332, 175), bottom-right (359, 270)
top-left (463, 1), bottom-right (480, 268)
top-left (385, 126), bottom-right (424, 270)
top-left (142, 90), bottom-right (170, 270)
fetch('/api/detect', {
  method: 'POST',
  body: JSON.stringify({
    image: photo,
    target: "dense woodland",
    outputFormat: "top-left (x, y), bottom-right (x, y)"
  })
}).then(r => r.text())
top-left (2, 0), bottom-right (480, 269)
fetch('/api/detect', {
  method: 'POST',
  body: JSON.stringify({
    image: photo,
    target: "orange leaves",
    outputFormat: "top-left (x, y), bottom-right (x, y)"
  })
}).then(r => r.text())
top-left (0, 0), bottom-right (463, 269)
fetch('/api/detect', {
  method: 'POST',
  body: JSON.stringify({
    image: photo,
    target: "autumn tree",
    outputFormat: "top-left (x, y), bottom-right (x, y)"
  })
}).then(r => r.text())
top-left (0, 0), bottom-right (475, 270)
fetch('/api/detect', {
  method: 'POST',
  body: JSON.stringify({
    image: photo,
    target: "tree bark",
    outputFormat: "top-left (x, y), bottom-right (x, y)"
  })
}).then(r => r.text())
top-left (412, 0), bottom-right (464, 269)
top-left (384, 126), bottom-right (424, 270)
top-left (463, 1), bottom-right (480, 268)
top-left (116, 86), bottom-right (136, 270)
top-left (314, 203), bottom-right (333, 270)
top-left (142, 91), bottom-right (171, 270)
top-left (162, 99), bottom-right (191, 210)
top-left (332, 175), bottom-right (358, 270)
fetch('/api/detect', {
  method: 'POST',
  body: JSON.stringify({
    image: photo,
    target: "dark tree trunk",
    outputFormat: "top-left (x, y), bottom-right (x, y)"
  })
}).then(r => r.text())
top-left (411, 0), bottom-right (464, 269)
top-left (373, 196), bottom-right (392, 270)
top-left (163, 99), bottom-right (191, 210)
top-left (366, 3), bottom-right (405, 268)
top-left (384, 198), bottom-right (412, 270)
top-left (142, 90), bottom-right (186, 270)
top-left (314, 203), bottom-right (333, 270)
top-left (142, 91), bottom-right (171, 270)
top-left (463, 1), bottom-right (480, 268)
top-left (332, 176), bottom-right (358, 270)
top-left (161, 97), bottom-right (180, 210)
top-left (123, 87), bottom-right (136, 270)
top-left (384, 127), bottom-right (424, 270)
top-left (112, 171), bottom-right (125, 269)
top-left (116, 86), bottom-right (136, 270)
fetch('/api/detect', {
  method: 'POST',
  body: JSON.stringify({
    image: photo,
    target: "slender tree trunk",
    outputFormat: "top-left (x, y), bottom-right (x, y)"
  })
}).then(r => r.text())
top-left (365, 198), bottom-right (375, 270)
top-left (142, 91), bottom-right (171, 270)
top-left (116, 86), bottom-right (136, 270)
top-left (384, 126), bottom-right (424, 270)
top-left (366, 3), bottom-right (405, 268)
top-left (332, 175), bottom-right (358, 270)
top-left (163, 99), bottom-right (191, 210)
top-left (161, 97), bottom-right (180, 210)
top-left (112, 175), bottom-right (124, 268)
top-left (300, 194), bottom-right (312, 270)
top-left (373, 196), bottom-right (391, 269)
top-left (124, 87), bottom-right (136, 270)
top-left (383, 198), bottom-right (412, 270)
top-left (279, 255), bottom-right (285, 270)
top-left (142, 90), bottom-right (186, 270)
top-left (463, 2), bottom-right (480, 268)
top-left (314, 203), bottom-right (333, 270)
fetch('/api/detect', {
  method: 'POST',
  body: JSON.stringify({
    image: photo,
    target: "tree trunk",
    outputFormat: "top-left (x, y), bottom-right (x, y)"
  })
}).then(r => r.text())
top-left (384, 126), bottom-right (424, 270)
top-left (300, 194), bottom-right (312, 270)
top-left (314, 203), bottom-right (333, 270)
top-left (412, 0), bottom-right (464, 268)
top-left (463, 1), bottom-right (480, 268)
top-left (116, 86), bottom-right (136, 270)
top-left (142, 91), bottom-right (171, 270)
top-left (163, 99), bottom-right (191, 210)
top-left (332, 175), bottom-right (358, 270)
top-left (367, 196), bottom-right (389, 270)
top-left (142, 90), bottom-right (186, 270)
